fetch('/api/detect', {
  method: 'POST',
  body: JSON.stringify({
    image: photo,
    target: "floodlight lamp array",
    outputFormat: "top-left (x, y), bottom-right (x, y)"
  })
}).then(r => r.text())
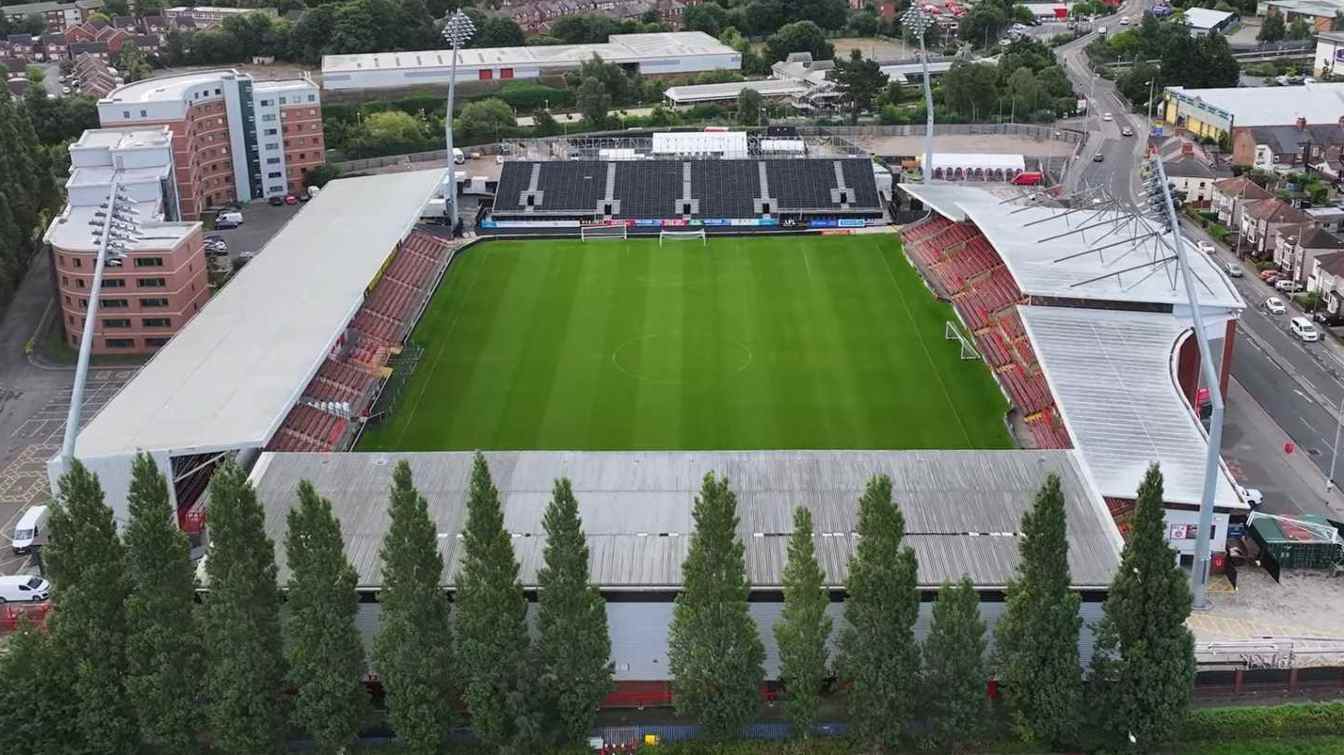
top-left (442, 10), bottom-right (475, 48)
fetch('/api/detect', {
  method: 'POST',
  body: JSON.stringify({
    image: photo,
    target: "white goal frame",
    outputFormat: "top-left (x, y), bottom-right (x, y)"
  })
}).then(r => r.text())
top-left (581, 224), bottom-right (628, 242)
top-left (945, 321), bottom-right (980, 360)
top-left (659, 229), bottom-right (707, 246)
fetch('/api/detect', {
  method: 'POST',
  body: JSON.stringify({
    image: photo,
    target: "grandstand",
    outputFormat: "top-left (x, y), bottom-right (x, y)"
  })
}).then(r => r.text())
top-left (487, 157), bottom-right (884, 226)
top-left (48, 169), bottom-right (451, 531)
top-left (898, 182), bottom-right (1251, 559)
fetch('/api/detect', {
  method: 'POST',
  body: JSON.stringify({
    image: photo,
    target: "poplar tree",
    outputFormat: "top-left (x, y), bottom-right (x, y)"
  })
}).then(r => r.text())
top-left (454, 452), bottom-right (536, 749)
top-left (374, 461), bottom-right (455, 755)
top-left (47, 460), bottom-right (138, 755)
top-left (773, 506), bottom-right (831, 738)
top-left (124, 453), bottom-right (202, 754)
top-left (286, 481), bottom-right (368, 753)
top-left (993, 473), bottom-right (1082, 748)
top-left (536, 478), bottom-right (612, 745)
top-left (923, 576), bottom-right (988, 748)
top-left (667, 472), bottom-right (765, 740)
top-left (1089, 464), bottom-right (1196, 750)
top-left (204, 460), bottom-right (287, 755)
top-left (0, 618), bottom-right (75, 754)
top-left (838, 474), bottom-right (921, 750)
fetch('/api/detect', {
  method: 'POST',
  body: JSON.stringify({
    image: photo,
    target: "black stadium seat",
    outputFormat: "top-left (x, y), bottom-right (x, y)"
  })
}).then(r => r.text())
top-left (614, 160), bottom-right (681, 218)
top-left (841, 159), bottom-right (881, 207)
top-left (691, 160), bottom-right (759, 219)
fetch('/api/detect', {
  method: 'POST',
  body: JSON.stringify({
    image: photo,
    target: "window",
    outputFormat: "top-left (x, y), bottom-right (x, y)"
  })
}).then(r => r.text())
top-left (134, 257), bottom-right (163, 268)
top-left (77, 279), bottom-right (85, 288)
top-left (74, 257), bottom-right (82, 268)
top-left (279, 96), bottom-right (287, 104)
top-left (299, 153), bottom-right (305, 160)
top-left (307, 94), bottom-right (316, 102)
top-left (101, 298), bottom-right (128, 308)
top-left (105, 338), bottom-right (134, 349)
top-left (122, 110), bottom-right (130, 118)
top-left (102, 318), bottom-right (131, 328)
top-left (214, 88), bottom-right (220, 94)
top-left (266, 157), bottom-right (280, 165)
top-left (140, 297), bottom-right (169, 308)
top-left (138, 278), bottom-right (166, 288)
top-left (261, 113), bottom-right (276, 122)
top-left (64, 295), bottom-right (70, 304)
top-left (143, 317), bottom-right (171, 328)
top-left (101, 278), bottom-right (125, 288)
top-left (267, 171), bottom-right (282, 179)
top-left (139, 109), bottom-right (147, 117)
top-left (259, 99), bottom-right (272, 106)
top-left (146, 337), bottom-right (169, 348)
top-left (265, 142), bottom-right (278, 150)
top-left (264, 128), bottom-right (277, 136)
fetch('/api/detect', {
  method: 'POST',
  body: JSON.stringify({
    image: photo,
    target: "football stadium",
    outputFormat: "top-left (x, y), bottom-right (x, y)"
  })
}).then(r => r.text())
top-left (50, 130), bottom-right (1253, 703)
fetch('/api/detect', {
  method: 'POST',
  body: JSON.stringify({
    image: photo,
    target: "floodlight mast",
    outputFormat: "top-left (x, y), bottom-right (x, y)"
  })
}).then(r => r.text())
top-left (441, 10), bottom-right (475, 230)
top-left (1150, 156), bottom-right (1224, 611)
top-left (60, 176), bottom-right (138, 465)
top-left (902, 7), bottom-right (936, 185)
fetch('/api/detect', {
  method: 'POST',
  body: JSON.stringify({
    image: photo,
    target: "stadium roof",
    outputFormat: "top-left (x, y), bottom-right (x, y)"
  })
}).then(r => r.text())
top-left (663, 78), bottom-right (810, 105)
top-left (66, 168), bottom-right (444, 461)
top-left (901, 184), bottom-right (1245, 312)
top-left (247, 449), bottom-right (1123, 591)
top-left (1018, 306), bottom-right (1244, 510)
top-left (322, 32), bottom-right (735, 75)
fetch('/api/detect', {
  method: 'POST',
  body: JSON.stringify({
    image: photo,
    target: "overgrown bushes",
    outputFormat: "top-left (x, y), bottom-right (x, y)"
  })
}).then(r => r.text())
top-left (1183, 703), bottom-right (1344, 742)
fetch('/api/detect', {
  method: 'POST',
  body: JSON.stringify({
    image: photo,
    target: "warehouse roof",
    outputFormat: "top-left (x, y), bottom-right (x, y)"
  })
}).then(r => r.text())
top-left (1019, 306), bottom-right (1245, 510)
top-left (1165, 82), bottom-right (1344, 128)
top-left (663, 78), bottom-right (810, 105)
top-left (247, 449), bottom-right (1123, 591)
top-left (1182, 7), bottom-right (1234, 30)
top-left (322, 32), bottom-right (735, 75)
top-left (66, 168), bottom-right (444, 461)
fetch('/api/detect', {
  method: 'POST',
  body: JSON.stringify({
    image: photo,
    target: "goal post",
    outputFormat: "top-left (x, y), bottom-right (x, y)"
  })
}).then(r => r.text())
top-left (580, 223), bottom-right (628, 242)
top-left (945, 321), bottom-right (980, 361)
top-left (659, 229), bottom-right (707, 247)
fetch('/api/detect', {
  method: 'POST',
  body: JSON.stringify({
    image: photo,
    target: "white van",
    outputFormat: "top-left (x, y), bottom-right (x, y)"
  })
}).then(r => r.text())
top-left (11, 504), bottom-right (48, 554)
top-left (1291, 316), bottom-right (1320, 342)
top-left (0, 574), bottom-right (50, 603)
top-left (453, 147), bottom-right (465, 165)
top-left (215, 211), bottom-right (243, 228)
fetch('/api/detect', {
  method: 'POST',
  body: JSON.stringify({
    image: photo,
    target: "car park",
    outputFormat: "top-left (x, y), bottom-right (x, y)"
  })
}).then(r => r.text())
top-left (1291, 316), bottom-right (1320, 342)
top-left (1196, 240), bottom-right (1215, 254)
top-left (1264, 296), bottom-right (1287, 314)
top-left (0, 574), bottom-right (50, 603)
top-left (1224, 262), bottom-right (1243, 277)
top-left (1275, 279), bottom-right (1303, 293)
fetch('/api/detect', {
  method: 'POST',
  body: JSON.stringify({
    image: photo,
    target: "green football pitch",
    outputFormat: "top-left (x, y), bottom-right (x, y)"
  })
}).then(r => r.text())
top-left (356, 234), bottom-right (1012, 452)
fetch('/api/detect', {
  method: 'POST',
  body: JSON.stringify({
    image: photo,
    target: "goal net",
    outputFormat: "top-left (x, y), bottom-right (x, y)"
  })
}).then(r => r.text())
top-left (580, 224), bottom-right (627, 242)
top-left (945, 321), bottom-right (980, 361)
top-left (659, 229), bottom-right (707, 246)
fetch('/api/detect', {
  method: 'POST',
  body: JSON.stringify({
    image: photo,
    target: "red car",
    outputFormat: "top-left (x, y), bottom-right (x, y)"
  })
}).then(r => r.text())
top-left (284, 194), bottom-right (299, 205)
top-left (1259, 269), bottom-right (1280, 283)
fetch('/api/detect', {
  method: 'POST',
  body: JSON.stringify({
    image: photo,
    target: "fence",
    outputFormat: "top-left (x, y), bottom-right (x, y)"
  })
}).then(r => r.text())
top-left (332, 143), bottom-right (505, 174)
top-left (803, 123), bottom-right (1086, 145)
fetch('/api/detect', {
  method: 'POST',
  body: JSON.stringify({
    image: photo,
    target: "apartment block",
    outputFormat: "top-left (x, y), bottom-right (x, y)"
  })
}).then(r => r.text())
top-left (97, 69), bottom-right (324, 218)
top-left (43, 126), bottom-right (210, 355)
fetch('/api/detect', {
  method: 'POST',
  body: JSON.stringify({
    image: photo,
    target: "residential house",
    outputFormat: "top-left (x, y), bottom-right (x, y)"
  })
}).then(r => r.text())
top-left (40, 32), bottom-right (67, 60)
top-left (1305, 205), bottom-right (1344, 234)
top-left (63, 22), bottom-right (97, 43)
top-left (1164, 150), bottom-right (1220, 206)
top-left (6, 34), bottom-right (36, 61)
top-left (2, 0), bottom-right (101, 34)
top-left (161, 5), bottom-right (277, 28)
top-left (93, 25), bottom-right (129, 56)
top-left (1212, 175), bottom-right (1272, 231)
top-left (111, 15), bottom-right (139, 30)
top-left (1308, 250), bottom-right (1344, 313)
top-left (72, 50), bottom-right (120, 96)
top-left (130, 33), bottom-right (159, 56)
top-left (1242, 197), bottom-right (1311, 257)
top-left (1233, 117), bottom-right (1344, 173)
top-left (68, 40), bottom-right (109, 60)
top-left (142, 15), bottom-right (168, 34)
top-left (1276, 225), bottom-right (1344, 284)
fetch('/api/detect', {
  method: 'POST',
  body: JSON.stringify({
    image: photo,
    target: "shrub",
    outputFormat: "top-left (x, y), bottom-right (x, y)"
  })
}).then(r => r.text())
top-left (495, 80), bottom-right (573, 112)
top-left (1182, 704), bottom-right (1344, 742)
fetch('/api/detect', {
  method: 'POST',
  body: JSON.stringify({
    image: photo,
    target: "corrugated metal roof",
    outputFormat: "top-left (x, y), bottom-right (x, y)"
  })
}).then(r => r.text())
top-left (1019, 305), bottom-right (1245, 510)
top-left (248, 449), bottom-right (1122, 591)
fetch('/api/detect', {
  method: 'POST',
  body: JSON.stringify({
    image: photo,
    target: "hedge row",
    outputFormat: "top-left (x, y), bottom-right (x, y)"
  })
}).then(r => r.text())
top-left (1182, 703), bottom-right (1344, 742)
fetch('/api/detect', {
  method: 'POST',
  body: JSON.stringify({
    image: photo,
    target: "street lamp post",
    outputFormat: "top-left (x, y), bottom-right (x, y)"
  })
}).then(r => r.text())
top-left (59, 177), bottom-right (138, 464)
top-left (441, 10), bottom-right (475, 231)
top-left (902, 6), bottom-right (936, 185)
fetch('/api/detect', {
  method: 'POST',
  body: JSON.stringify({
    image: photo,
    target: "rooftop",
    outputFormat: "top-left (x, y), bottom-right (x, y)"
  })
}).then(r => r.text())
top-left (100, 68), bottom-right (242, 104)
top-left (1296, 225), bottom-right (1344, 249)
top-left (65, 168), bottom-right (444, 461)
top-left (71, 126), bottom-right (170, 151)
top-left (1018, 306), bottom-right (1244, 510)
top-left (247, 449), bottom-right (1123, 591)
top-left (1165, 154), bottom-right (1216, 179)
top-left (900, 184), bottom-right (1245, 311)
top-left (1165, 82), bottom-right (1344, 128)
top-left (1182, 7), bottom-right (1235, 28)
top-left (1213, 176), bottom-right (1272, 200)
top-left (663, 78), bottom-right (809, 104)
top-left (1247, 197), bottom-right (1310, 223)
top-left (322, 32), bottom-right (736, 74)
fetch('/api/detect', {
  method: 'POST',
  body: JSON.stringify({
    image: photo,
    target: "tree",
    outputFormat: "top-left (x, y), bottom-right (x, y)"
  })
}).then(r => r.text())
top-left (0, 617), bottom-right (76, 753)
top-left (736, 87), bottom-right (763, 126)
top-left (204, 460), bottom-right (288, 755)
top-left (471, 16), bottom-right (525, 48)
top-left (838, 475), bottom-right (920, 749)
top-left (286, 481), bottom-right (368, 754)
top-left (941, 61), bottom-right (999, 120)
top-left (1006, 67), bottom-right (1040, 119)
top-left (303, 163), bottom-right (341, 188)
top-left (22, 13), bottom-right (47, 35)
top-left (115, 42), bottom-right (153, 83)
top-left (667, 473), bottom-right (765, 740)
top-left (773, 506), bottom-right (831, 738)
top-left (536, 479), bottom-right (612, 746)
top-left (765, 20), bottom-right (833, 63)
top-left (47, 460), bottom-right (138, 755)
top-left (576, 76), bottom-right (612, 129)
top-left (124, 453), bottom-right (202, 754)
top-left (374, 462), bottom-right (455, 755)
top-left (832, 48), bottom-right (887, 123)
top-left (1088, 465), bottom-right (1195, 750)
top-left (532, 108), bottom-right (561, 136)
top-left (1287, 16), bottom-right (1312, 39)
top-left (1258, 12), bottom-right (1286, 41)
top-left (550, 14), bottom-right (623, 43)
top-left (993, 473), bottom-right (1082, 748)
top-left (788, 0), bottom-right (847, 30)
top-left (923, 577), bottom-right (988, 748)
top-left (455, 452), bottom-right (536, 749)
top-left (457, 98), bottom-right (516, 143)
top-left (684, 2), bottom-right (730, 36)
top-left (959, 2), bottom-right (1008, 45)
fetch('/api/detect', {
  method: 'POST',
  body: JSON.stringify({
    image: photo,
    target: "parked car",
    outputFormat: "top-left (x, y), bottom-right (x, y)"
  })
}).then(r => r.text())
top-left (1235, 484), bottom-right (1263, 509)
top-left (1120, 15), bottom-right (1130, 24)
top-left (1093, 152), bottom-right (1105, 162)
top-left (1275, 279), bottom-right (1303, 293)
top-left (268, 195), bottom-right (284, 206)
top-left (1121, 126), bottom-right (1134, 136)
top-left (214, 211), bottom-right (243, 229)
top-left (1264, 296), bottom-right (1287, 315)
top-left (1291, 316), bottom-right (1320, 342)
top-left (1102, 112), bottom-right (1113, 122)
top-left (1196, 240), bottom-right (1215, 254)
top-left (0, 574), bottom-right (50, 603)
top-left (1224, 262), bottom-right (1243, 278)
top-left (298, 190), bottom-right (311, 202)
top-left (1259, 269), bottom-right (1281, 283)
top-left (284, 194), bottom-right (299, 205)
top-left (10, 505), bottom-right (48, 554)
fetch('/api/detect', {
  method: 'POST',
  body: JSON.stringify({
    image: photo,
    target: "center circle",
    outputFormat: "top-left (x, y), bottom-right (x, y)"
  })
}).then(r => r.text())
top-left (611, 333), bottom-right (753, 386)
